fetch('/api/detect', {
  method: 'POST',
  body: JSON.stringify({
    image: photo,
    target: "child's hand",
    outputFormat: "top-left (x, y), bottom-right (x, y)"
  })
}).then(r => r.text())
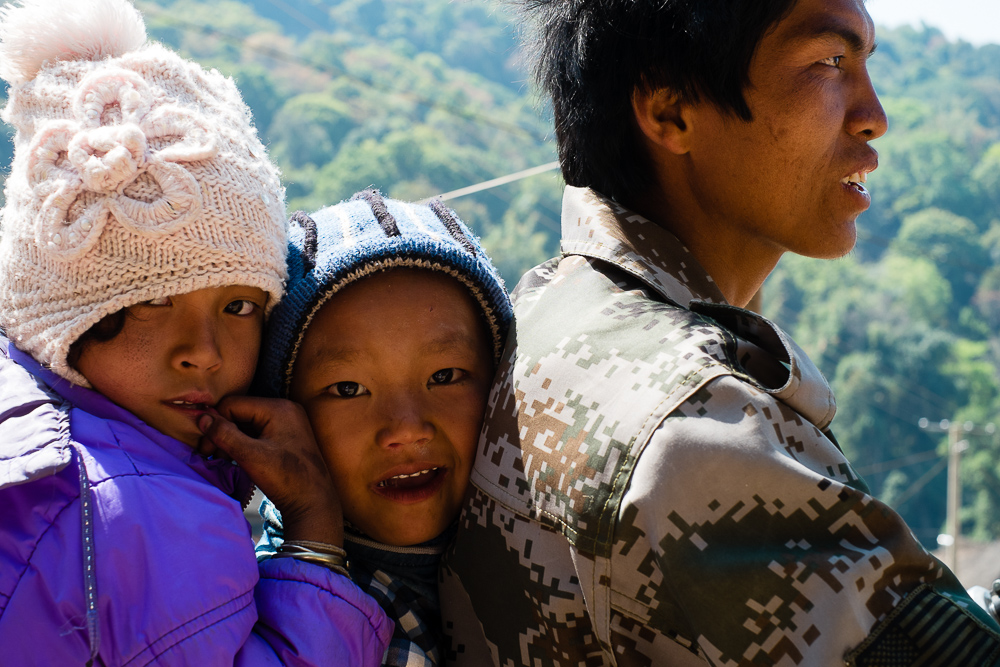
top-left (197, 397), bottom-right (344, 547)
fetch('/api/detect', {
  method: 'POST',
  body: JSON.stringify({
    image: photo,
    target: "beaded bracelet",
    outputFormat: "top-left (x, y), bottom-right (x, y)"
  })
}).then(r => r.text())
top-left (275, 540), bottom-right (350, 578)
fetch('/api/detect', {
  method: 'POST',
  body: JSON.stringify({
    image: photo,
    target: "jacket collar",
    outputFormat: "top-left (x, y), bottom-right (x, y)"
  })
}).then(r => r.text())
top-left (560, 186), bottom-right (727, 308)
top-left (558, 186), bottom-right (838, 430)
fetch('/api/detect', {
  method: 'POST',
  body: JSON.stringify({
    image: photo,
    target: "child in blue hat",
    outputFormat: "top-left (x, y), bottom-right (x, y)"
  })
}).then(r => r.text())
top-left (251, 190), bottom-right (513, 666)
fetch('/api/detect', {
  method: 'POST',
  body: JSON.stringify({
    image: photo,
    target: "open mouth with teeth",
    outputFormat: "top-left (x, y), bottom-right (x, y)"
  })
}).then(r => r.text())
top-left (373, 467), bottom-right (447, 503)
top-left (842, 171), bottom-right (868, 193)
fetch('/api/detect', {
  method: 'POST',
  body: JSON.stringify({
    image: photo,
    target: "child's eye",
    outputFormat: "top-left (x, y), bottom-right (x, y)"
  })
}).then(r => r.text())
top-left (328, 381), bottom-right (369, 398)
top-left (142, 296), bottom-right (171, 306)
top-left (224, 299), bottom-right (259, 316)
top-left (429, 368), bottom-right (465, 385)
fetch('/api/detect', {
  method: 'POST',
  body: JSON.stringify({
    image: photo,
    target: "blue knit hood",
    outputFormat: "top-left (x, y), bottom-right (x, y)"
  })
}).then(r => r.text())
top-left (257, 190), bottom-right (513, 398)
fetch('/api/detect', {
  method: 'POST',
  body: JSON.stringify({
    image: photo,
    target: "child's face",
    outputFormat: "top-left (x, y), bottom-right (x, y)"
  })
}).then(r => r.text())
top-left (74, 286), bottom-right (268, 447)
top-left (289, 269), bottom-right (494, 546)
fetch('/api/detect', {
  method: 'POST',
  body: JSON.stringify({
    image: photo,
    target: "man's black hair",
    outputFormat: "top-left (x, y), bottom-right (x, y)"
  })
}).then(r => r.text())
top-left (522, 0), bottom-right (798, 204)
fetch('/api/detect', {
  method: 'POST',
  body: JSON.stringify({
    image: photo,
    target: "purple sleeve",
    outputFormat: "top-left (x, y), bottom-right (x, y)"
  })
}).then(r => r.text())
top-left (242, 557), bottom-right (393, 667)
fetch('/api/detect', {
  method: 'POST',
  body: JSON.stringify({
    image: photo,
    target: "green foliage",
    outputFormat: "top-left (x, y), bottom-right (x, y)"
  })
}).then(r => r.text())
top-left (972, 143), bottom-right (1000, 212)
top-left (269, 93), bottom-right (355, 168)
top-left (892, 208), bottom-right (987, 308)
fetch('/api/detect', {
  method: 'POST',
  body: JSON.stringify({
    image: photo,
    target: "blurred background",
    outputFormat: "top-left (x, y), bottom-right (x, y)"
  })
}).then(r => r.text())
top-left (1, 0), bottom-right (997, 588)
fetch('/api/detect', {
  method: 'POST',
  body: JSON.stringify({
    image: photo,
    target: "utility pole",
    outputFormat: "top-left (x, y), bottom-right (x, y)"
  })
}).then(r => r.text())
top-left (917, 418), bottom-right (995, 578)
top-left (945, 422), bottom-right (967, 576)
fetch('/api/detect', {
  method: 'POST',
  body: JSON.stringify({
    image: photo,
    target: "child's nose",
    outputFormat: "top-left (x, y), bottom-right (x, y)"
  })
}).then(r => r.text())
top-left (375, 398), bottom-right (435, 448)
top-left (171, 315), bottom-right (223, 372)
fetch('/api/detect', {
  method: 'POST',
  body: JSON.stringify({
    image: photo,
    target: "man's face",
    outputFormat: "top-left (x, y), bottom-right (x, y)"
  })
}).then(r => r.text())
top-left (289, 269), bottom-right (494, 546)
top-left (683, 0), bottom-right (886, 259)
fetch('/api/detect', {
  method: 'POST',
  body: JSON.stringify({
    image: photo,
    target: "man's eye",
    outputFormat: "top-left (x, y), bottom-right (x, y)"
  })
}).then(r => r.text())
top-left (329, 381), bottom-right (368, 398)
top-left (429, 368), bottom-right (462, 385)
top-left (224, 300), bottom-right (258, 316)
top-left (819, 55), bottom-right (843, 68)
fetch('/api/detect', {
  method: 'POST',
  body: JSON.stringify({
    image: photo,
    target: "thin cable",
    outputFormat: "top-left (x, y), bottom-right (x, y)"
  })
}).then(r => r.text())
top-left (419, 161), bottom-right (560, 203)
top-left (265, 0), bottom-right (326, 33)
top-left (888, 457), bottom-right (949, 507)
top-left (855, 447), bottom-right (943, 476)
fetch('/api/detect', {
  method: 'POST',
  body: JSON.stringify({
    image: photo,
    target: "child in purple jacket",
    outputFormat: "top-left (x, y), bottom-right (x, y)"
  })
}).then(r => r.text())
top-left (0, 0), bottom-right (391, 664)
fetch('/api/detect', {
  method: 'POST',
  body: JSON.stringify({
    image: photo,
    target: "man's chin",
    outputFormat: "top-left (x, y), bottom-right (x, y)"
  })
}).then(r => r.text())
top-left (798, 221), bottom-right (858, 260)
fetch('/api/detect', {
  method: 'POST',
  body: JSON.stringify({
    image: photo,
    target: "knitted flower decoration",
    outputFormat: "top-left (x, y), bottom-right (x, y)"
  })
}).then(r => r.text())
top-left (27, 68), bottom-right (217, 257)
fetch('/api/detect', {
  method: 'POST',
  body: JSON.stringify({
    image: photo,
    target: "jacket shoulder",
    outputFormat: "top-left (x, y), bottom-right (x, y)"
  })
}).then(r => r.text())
top-left (474, 254), bottom-right (835, 556)
top-left (473, 256), bottom-right (739, 555)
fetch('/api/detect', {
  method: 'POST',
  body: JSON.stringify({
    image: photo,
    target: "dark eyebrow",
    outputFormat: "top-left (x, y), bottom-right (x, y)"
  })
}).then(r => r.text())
top-left (797, 19), bottom-right (878, 57)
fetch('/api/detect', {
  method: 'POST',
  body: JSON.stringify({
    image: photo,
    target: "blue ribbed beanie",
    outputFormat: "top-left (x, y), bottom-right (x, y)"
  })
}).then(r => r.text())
top-left (257, 189), bottom-right (513, 398)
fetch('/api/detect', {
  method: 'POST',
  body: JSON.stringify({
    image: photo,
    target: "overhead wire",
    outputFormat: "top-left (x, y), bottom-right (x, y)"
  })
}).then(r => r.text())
top-left (420, 161), bottom-right (560, 203)
top-left (264, 0), bottom-right (327, 34)
top-left (854, 447), bottom-right (943, 476)
top-left (887, 457), bottom-right (950, 507)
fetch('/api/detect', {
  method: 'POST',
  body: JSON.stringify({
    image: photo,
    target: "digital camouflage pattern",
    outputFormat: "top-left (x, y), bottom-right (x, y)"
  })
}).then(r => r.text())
top-left (439, 186), bottom-right (1000, 666)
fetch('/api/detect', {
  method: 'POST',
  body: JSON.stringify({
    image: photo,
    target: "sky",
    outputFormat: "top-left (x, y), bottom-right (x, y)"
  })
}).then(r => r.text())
top-left (866, 0), bottom-right (1000, 46)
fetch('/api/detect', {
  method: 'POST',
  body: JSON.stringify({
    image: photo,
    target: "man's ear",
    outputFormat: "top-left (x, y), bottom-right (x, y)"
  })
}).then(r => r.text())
top-left (632, 87), bottom-right (693, 155)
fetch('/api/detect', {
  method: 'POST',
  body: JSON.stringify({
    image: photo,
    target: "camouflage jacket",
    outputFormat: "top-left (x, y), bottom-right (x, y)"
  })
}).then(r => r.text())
top-left (440, 187), bottom-right (1000, 667)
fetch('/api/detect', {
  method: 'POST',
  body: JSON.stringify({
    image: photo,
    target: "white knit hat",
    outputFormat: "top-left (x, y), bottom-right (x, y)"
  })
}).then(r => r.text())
top-left (0, 0), bottom-right (287, 386)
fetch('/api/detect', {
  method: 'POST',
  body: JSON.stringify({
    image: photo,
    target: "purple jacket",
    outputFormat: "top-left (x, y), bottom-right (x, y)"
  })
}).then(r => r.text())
top-left (0, 341), bottom-right (393, 665)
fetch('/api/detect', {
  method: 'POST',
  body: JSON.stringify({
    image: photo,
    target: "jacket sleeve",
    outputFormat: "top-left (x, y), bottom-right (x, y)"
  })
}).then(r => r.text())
top-left (614, 373), bottom-right (1000, 666)
top-left (241, 557), bottom-right (393, 667)
top-left (0, 464), bottom-right (392, 666)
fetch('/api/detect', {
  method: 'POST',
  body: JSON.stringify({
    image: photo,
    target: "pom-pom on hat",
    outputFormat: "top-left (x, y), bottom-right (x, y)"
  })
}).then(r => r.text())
top-left (0, 0), bottom-right (287, 386)
top-left (257, 190), bottom-right (513, 398)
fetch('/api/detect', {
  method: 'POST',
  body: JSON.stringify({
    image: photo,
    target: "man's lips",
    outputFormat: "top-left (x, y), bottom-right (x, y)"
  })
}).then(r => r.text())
top-left (841, 155), bottom-right (879, 192)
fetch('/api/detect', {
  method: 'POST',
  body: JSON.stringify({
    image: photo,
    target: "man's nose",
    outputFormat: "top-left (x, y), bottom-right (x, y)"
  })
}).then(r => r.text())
top-left (848, 68), bottom-right (888, 141)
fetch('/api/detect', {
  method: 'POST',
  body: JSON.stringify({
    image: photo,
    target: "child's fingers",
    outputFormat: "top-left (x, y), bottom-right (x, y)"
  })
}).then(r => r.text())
top-left (194, 435), bottom-right (218, 458)
top-left (203, 399), bottom-right (343, 545)
top-left (213, 395), bottom-right (296, 432)
top-left (198, 402), bottom-right (329, 494)
top-left (197, 412), bottom-right (264, 470)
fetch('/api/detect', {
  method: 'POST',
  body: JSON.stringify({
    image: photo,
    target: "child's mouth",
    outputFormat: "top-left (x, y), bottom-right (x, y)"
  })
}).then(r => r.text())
top-left (169, 401), bottom-right (209, 409)
top-left (373, 467), bottom-right (447, 503)
top-left (165, 400), bottom-right (212, 414)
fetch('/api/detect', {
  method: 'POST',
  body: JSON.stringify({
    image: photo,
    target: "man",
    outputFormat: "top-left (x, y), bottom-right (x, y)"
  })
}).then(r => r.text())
top-left (440, 0), bottom-right (1000, 664)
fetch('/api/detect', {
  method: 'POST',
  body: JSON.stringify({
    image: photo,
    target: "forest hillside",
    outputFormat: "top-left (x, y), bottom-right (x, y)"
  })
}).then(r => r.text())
top-left (2, 0), bottom-right (999, 558)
